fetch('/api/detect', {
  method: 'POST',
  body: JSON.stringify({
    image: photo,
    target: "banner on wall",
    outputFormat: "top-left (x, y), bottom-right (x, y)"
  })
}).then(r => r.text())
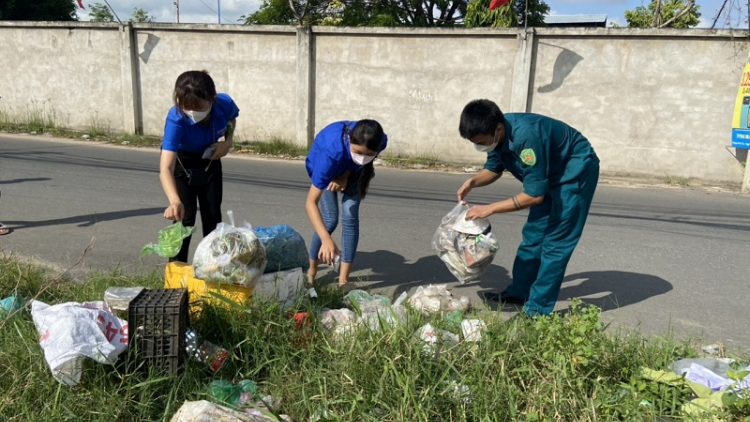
top-left (732, 50), bottom-right (750, 149)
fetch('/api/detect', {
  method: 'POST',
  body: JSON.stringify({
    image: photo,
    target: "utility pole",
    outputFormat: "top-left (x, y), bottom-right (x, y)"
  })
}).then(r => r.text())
top-left (174, 0), bottom-right (180, 23)
top-left (218, 0), bottom-right (221, 24)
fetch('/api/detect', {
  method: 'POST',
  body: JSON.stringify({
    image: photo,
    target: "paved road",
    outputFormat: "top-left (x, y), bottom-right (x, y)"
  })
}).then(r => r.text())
top-left (2, 134), bottom-right (749, 348)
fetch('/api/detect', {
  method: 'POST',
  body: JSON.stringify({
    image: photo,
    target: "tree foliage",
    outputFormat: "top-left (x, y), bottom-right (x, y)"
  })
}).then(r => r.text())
top-left (243, 0), bottom-right (466, 26)
top-left (88, 2), bottom-right (114, 22)
top-left (129, 8), bottom-right (154, 23)
top-left (624, 0), bottom-right (701, 29)
top-left (0, 0), bottom-right (78, 21)
top-left (465, 0), bottom-right (549, 28)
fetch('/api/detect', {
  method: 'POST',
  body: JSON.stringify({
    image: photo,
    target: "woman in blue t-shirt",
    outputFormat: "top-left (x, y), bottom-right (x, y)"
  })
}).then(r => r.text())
top-left (305, 120), bottom-right (387, 291)
top-left (159, 70), bottom-right (239, 263)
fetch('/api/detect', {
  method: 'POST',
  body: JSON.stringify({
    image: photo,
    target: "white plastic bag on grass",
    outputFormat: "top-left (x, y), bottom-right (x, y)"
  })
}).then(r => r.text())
top-left (408, 284), bottom-right (470, 316)
top-left (194, 210), bottom-right (267, 287)
top-left (31, 300), bottom-right (128, 386)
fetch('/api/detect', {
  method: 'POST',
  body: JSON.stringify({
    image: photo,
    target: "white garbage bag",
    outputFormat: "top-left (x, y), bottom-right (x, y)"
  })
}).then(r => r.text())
top-left (432, 204), bottom-right (499, 283)
top-left (30, 300), bottom-right (128, 386)
top-left (408, 284), bottom-right (470, 316)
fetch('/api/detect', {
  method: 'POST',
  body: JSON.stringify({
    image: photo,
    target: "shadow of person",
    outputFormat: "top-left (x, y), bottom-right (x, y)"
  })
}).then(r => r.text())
top-left (352, 249), bottom-right (512, 301)
top-left (558, 271), bottom-right (673, 312)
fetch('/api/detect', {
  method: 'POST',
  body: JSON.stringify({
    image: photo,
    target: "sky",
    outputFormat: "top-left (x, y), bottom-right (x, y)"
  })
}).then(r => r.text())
top-left (74, 0), bottom-right (747, 28)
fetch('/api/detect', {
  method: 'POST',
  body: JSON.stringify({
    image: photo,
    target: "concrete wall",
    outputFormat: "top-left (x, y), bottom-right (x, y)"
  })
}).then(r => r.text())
top-left (0, 22), bottom-right (747, 185)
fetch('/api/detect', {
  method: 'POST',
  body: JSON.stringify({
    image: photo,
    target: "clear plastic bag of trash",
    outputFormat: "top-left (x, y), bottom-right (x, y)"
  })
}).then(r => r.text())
top-left (254, 224), bottom-right (310, 273)
top-left (408, 284), bottom-right (470, 316)
top-left (142, 222), bottom-right (195, 258)
top-left (432, 204), bottom-right (499, 283)
top-left (320, 308), bottom-right (359, 335)
top-left (358, 292), bottom-right (408, 331)
top-left (343, 289), bottom-right (392, 309)
top-left (103, 286), bottom-right (144, 311)
top-left (193, 210), bottom-right (267, 286)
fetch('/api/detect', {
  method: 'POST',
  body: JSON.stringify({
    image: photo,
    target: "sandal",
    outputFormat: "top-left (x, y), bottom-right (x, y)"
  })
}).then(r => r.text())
top-left (0, 223), bottom-right (9, 236)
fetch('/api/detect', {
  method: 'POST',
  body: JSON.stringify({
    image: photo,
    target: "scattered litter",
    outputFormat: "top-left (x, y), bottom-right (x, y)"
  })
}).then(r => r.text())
top-left (442, 380), bottom-right (471, 404)
top-left (416, 323), bottom-right (459, 357)
top-left (194, 210), bottom-right (267, 286)
top-left (141, 222), bottom-right (195, 258)
top-left (253, 267), bottom-right (305, 309)
top-left (461, 319), bottom-right (486, 342)
top-left (170, 399), bottom-right (289, 422)
top-left (186, 329), bottom-right (229, 372)
top-left (320, 308), bottom-right (358, 335)
top-left (0, 290), bottom-right (24, 316)
top-left (463, 166), bottom-right (479, 173)
top-left (433, 204), bottom-right (499, 283)
top-left (670, 358), bottom-right (749, 393)
top-left (254, 224), bottom-right (309, 273)
top-left (408, 284), bottom-right (470, 316)
top-left (31, 300), bottom-right (128, 386)
top-left (82, 134), bottom-right (90, 139)
top-left (701, 343), bottom-right (722, 355)
top-left (104, 286), bottom-right (144, 311)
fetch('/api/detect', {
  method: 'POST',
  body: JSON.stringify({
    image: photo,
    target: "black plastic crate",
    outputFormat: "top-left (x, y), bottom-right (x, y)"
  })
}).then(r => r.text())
top-left (128, 288), bottom-right (188, 374)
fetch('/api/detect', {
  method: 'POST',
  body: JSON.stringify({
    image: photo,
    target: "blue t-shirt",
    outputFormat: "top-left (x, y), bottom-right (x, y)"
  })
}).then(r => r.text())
top-left (483, 113), bottom-right (599, 197)
top-left (305, 121), bottom-right (389, 190)
top-left (161, 93), bottom-right (240, 153)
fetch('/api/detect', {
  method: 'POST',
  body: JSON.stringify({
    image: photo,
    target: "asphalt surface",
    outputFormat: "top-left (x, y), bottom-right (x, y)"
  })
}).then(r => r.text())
top-left (2, 134), bottom-right (749, 348)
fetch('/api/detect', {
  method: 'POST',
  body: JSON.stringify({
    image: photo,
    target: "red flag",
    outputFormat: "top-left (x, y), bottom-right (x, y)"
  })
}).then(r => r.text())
top-left (489, 0), bottom-right (510, 10)
top-left (76, 0), bottom-right (85, 10)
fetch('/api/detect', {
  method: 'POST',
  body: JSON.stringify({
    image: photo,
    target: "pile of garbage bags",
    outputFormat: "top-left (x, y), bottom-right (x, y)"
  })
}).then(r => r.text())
top-left (432, 204), bottom-right (499, 284)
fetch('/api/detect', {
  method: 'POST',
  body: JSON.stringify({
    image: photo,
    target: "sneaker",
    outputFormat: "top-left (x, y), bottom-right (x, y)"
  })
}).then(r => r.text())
top-left (482, 291), bottom-right (526, 305)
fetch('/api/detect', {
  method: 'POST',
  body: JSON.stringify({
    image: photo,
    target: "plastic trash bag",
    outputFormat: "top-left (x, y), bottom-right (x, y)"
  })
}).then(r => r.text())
top-left (254, 224), bottom-right (309, 273)
top-left (0, 290), bottom-right (24, 317)
top-left (343, 289), bottom-right (392, 309)
top-left (408, 284), bottom-right (470, 316)
top-left (432, 204), bottom-right (499, 283)
top-left (142, 222), bottom-right (195, 258)
top-left (104, 286), bottom-right (144, 311)
top-left (359, 291), bottom-right (408, 331)
top-left (194, 210), bottom-right (267, 286)
top-left (30, 300), bottom-right (128, 386)
top-left (320, 308), bottom-right (359, 335)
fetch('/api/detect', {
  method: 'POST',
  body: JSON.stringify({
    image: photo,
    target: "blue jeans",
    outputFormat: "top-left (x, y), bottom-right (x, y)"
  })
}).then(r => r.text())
top-left (309, 189), bottom-right (361, 264)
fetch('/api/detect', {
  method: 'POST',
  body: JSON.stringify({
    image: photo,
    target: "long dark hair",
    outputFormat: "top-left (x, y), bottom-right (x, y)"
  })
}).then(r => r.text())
top-left (173, 70), bottom-right (216, 113)
top-left (350, 119), bottom-right (384, 199)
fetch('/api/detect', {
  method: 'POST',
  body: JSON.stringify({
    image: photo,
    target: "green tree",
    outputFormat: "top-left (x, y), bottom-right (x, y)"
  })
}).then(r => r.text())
top-left (465, 0), bottom-right (549, 28)
top-left (243, 0), bottom-right (466, 26)
top-left (624, 0), bottom-right (700, 29)
top-left (88, 2), bottom-right (114, 22)
top-left (129, 8), bottom-right (154, 22)
top-left (0, 0), bottom-right (78, 21)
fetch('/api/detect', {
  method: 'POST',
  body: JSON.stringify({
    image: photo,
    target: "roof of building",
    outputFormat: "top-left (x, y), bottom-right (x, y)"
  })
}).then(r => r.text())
top-left (544, 14), bottom-right (608, 25)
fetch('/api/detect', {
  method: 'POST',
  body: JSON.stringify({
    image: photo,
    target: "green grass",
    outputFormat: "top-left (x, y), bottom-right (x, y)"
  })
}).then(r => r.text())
top-left (234, 138), bottom-right (309, 157)
top-left (663, 175), bottom-right (691, 187)
top-left (0, 107), bottom-right (57, 134)
top-left (379, 153), bottom-right (443, 169)
top-left (1, 257), bottom-right (749, 421)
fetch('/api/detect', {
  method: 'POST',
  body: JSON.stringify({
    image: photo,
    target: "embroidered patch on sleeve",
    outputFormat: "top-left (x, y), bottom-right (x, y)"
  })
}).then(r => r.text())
top-left (520, 148), bottom-right (536, 166)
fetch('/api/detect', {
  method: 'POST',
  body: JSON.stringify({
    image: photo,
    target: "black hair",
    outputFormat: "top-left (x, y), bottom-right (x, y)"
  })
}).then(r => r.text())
top-left (350, 119), bottom-right (384, 200)
top-left (458, 99), bottom-right (505, 139)
top-left (173, 70), bottom-right (217, 112)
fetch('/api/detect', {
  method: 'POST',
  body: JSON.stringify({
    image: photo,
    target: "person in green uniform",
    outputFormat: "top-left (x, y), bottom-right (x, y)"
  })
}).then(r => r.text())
top-left (457, 99), bottom-right (599, 316)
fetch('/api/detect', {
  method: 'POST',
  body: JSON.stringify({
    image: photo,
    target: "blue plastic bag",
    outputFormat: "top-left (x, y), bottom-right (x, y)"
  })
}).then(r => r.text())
top-left (253, 224), bottom-right (309, 273)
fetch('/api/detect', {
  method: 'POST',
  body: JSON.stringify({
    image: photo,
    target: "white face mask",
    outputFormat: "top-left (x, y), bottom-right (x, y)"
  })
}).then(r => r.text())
top-left (474, 141), bottom-right (498, 153)
top-left (351, 151), bottom-right (376, 166)
top-left (185, 109), bottom-right (210, 123)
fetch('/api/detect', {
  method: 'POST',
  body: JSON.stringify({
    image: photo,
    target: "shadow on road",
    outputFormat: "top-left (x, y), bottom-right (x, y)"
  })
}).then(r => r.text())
top-left (3, 207), bottom-right (163, 228)
top-left (354, 250), bottom-right (672, 313)
top-left (0, 177), bottom-right (51, 185)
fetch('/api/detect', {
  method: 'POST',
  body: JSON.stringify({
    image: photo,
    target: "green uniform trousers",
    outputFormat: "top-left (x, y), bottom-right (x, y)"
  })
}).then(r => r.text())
top-left (504, 163), bottom-right (599, 316)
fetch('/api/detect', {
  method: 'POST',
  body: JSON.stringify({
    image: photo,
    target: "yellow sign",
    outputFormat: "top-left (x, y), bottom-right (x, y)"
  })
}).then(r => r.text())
top-left (732, 50), bottom-right (750, 148)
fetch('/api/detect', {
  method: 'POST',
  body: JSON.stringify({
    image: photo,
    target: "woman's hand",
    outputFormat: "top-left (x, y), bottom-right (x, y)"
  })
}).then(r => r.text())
top-left (164, 202), bottom-right (185, 221)
top-left (318, 238), bottom-right (340, 264)
top-left (327, 173), bottom-right (349, 192)
top-left (210, 141), bottom-right (232, 159)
